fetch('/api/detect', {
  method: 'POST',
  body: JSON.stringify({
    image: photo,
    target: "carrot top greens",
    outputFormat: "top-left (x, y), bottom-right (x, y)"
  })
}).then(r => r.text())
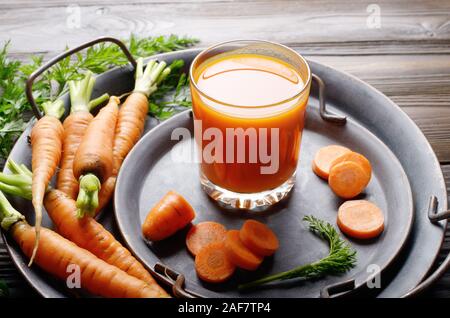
top-left (0, 35), bottom-right (198, 161)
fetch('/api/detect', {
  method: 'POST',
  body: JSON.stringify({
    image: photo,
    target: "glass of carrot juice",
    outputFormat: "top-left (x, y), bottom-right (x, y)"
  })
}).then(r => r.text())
top-left (189, 40), bottom-right (311, 210)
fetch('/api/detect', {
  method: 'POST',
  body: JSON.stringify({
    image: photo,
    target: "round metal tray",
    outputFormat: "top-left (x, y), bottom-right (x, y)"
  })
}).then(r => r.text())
top-left (2, 40), bottom-right (448, 298)
top-left (115, 108), bottom-right (413, 298)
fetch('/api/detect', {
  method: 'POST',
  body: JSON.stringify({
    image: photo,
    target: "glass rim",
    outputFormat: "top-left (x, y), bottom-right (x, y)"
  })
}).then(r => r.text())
top-left (189, 39), bottom-right (312, 109)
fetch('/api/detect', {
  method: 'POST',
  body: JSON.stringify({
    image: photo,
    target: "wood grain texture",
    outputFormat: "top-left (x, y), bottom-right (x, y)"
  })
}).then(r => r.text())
top-left (404, 107), bottom-right (450, 163)
top-left (1, 0), bottom-right (450, 54)
top-left (0, 0), bottom-right (449, 298)
top-left (309, 55), bottom-right (450, 109)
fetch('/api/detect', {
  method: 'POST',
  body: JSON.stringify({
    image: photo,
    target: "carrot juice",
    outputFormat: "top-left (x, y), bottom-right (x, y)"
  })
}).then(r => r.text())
top-left (190, 41), bottom-right (311, 209)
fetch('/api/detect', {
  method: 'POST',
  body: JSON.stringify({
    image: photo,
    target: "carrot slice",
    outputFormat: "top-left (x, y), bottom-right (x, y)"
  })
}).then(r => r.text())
top-left (224, 230), bottom-right (263, 271)
top-left (337, 200), bottom-right (384, 239)
top-left (331, 151), bottom-right (372, 179)
top-left (312, 145), bottom-right (351, 180)
top-left (195, 242), bottom-right (236, 283)
top-left (239, 220), bottom-right (279, 256)
top-left (186, 222), bottom-right (227, 256)
top-left (328, 161), bottom-right (370, 199)
top-left (142, 191), bottom-right (196, 241)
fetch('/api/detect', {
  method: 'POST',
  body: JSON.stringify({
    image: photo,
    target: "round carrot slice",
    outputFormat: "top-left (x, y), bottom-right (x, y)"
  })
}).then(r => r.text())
top-left (312, 145), bottom-right (351, 180)
top-left (337, 200), bottom-right (384, 239)
top-left (195, 242), bottom-right (236, 283)
top-left (239, 220), bottom-right (279, 256)
top-left (331, 151), bottom-right (372, 179)
top-left (328, 161), bottom-right (370, 199)
top-left (224, 230), bottom-right (263, 270)
top-left (186, 221), bottom-right (227, 256)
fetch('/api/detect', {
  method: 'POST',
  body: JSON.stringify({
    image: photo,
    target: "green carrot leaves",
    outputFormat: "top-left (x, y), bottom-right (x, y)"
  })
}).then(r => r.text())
top-left (0, 35), bottom-right (198, 161)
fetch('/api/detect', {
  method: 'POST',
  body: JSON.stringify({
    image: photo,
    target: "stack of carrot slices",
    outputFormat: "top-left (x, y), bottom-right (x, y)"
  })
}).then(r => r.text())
top-left (313, 145), bottom-right (384, 240)
top-left (312, 145), bottom-right (372, 198)
top-left (188, 220), bottom-right (279, 283)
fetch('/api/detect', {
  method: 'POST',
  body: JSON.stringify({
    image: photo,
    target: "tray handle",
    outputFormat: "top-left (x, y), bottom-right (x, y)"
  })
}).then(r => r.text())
top-left (320, 279), bottom-right (355, 298)
top-left (312, 74), bottom-right (347, 125)
top-left (427, 195), bottom-right (450, 223)
top-left (154, 263), bottom-right (204, 298)
top-left (404, 195), bottom-right (450, 297)
top-left (26, 36), bottom-right (137, 119)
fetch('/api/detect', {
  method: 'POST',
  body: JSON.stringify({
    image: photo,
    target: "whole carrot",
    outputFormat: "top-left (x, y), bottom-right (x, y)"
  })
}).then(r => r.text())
top-left (95, 58), bottom-right (171, 215)
top-left (45, 190), bottom-right (167, 293)
top-left (73, 96), bottom-right (119, 217)
top-left (29, 99), bottom-right (65, 265)
top-left (0, 190), bottom-right (167, 298)
top-left (57, 72), bottom-right (109, 199)
top-left (1, 161), bottom-right (169, 297)
top-left (57, 112), bottom-right (92, 199)
top-left (113, 58), bottom-right (170, 171)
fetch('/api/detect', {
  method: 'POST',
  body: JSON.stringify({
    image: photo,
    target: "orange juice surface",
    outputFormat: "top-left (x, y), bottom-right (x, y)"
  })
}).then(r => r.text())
top-left (191, 53), bottom-right (310, 193)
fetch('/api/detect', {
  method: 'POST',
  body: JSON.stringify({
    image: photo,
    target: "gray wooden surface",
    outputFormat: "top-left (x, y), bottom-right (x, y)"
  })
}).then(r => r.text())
top-left (0, 0), bottom-right (449, 297)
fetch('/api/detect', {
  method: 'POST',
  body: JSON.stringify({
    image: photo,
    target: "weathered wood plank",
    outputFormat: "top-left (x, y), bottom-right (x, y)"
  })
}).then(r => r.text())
top-left (6, 42), bottom-right (450, 60)
top-left (0, 0), bottom-right (245, 7)
top-left (1, 0), bottom-right (450, 54)
top-left (309, 55), bottom-right (450, 107)
top-left (7, 39), bottom-right (450, 58)
top-left (403, 107), bottom-right (450, 163)
top-left (293, 40), bottom-right (450, 56)
top-left (314, 55), bottom-right (450, 161)
top-left (2, 0), bottom-right (450, 10)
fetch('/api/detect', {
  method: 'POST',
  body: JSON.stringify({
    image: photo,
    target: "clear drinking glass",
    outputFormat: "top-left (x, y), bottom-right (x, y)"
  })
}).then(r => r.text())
top-left (189, 40), bottom-right (311, 210)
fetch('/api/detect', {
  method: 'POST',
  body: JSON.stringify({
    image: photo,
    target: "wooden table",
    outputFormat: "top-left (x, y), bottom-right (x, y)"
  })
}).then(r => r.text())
top-left (0, 0), bottom-right (449, 297)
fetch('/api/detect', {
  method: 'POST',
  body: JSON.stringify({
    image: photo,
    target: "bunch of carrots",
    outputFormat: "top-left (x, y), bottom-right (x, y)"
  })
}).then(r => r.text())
top-left (0, 57), bottom-right (174, 298)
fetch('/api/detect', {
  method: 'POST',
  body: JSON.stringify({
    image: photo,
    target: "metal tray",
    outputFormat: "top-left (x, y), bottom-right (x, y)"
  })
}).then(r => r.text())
top-left (1, 38), bottom-right (448, 298)
top-left (115, 107), bottom-right (413, 298)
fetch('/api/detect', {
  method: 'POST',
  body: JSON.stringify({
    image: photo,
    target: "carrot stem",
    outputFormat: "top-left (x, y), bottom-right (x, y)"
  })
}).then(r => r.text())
top-left (133, 58), bottom-right (171, 97)
top-left (0, 172), bottom-right (31, 187)
top-left (6, 159), bottom-right (23, 175)
top-left (2, 161), bottom-right (38, 200)
top-left (76, 174), bottom-right (101, 218)
top-left (0, 189), bottom-right (25, 231)
top-left (150, 61), bottom-right (167, 83)
top-left (0, 181), bottom-right (31, 200)
top-left (156, 67), bottom-right (171, 86)
top-left (68, 71), bottom-right (95, 113)
top-left (238, 263), bottom-right (313, 290)
top-left (88, 93), bottom-right (110, 111)
top-left (41, 99), bottom-right (65, 119)
top-left (20, 164), bottom-right (33, 178)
